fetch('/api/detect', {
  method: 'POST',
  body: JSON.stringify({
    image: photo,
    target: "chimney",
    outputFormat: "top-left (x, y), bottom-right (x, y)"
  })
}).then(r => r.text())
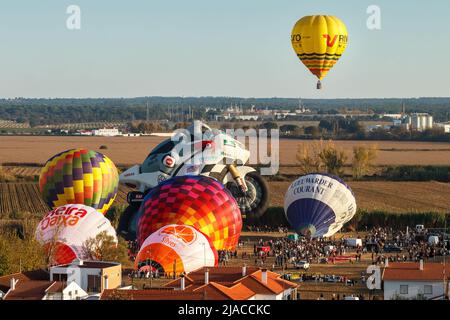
top-left (242, 264), bottom-right (247, 277)
top-left (180, 275), bottom-right (185, 290)
top-left (419, 259), bottom-right (424, 271)
top-left (385, 258), bottom-right (389, 267)
top-left (204, 269), bottom-right (209, 285)
top-left (261, 269), bottom-right (268, 285)
top-left (10, 278), bottom-right (18, 291)
top-left (104, 276), bottom-right (109, 290)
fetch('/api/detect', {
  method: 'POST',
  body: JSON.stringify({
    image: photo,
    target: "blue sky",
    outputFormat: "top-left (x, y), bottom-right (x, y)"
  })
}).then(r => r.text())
top-left (0, 0), bottom-right (449, 99)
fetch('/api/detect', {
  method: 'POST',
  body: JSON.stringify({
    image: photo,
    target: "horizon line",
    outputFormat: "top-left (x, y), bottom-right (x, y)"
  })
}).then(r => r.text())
top-left (2, 96), bottom-right (450, 100)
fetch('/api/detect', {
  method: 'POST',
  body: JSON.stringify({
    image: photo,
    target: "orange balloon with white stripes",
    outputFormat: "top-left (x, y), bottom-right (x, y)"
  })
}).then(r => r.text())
top-left (135, 224), bottom-right (218, 275)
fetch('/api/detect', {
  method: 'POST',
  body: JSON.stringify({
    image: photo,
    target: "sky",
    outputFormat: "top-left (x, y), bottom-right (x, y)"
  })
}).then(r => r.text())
top-left (0, 0), bottom-right (449, 99)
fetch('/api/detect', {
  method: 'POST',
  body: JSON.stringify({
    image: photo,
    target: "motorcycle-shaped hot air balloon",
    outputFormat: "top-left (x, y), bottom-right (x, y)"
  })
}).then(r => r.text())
top-left (39, 148), bottom-right (119, 215)
top-left (291, 15), bottom-right (348, 89)
top-left (118, 121), bottom-right (268, 240)
top-left (135, 224), bottom-right (218, 275)
top-left (284, 173), bottom-right (357, 238)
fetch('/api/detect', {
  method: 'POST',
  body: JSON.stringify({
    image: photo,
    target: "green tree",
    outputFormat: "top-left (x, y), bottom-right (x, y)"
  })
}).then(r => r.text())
top-left (352, 144), bottom-right (379, 179)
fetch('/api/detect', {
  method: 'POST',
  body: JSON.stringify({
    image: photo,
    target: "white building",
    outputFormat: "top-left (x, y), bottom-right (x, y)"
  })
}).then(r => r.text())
top-left (406, 113), bottom-right (434, 131)
top-left (43, 281), bottom-right (88, 300)
top-left (383, 261), bottom-right (450, 300)
top-left (50, 259), bottom-right (122, 296)
top-left (92, 128), bottom-right (121, 136)
top-left (435, 122), bottom-right (450, 133)
top-left (382, 113), bottom-right (403, 120)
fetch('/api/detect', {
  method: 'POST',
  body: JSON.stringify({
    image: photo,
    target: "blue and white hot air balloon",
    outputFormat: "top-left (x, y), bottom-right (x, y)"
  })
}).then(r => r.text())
top-left (284, 173), bottom-right (357, 238)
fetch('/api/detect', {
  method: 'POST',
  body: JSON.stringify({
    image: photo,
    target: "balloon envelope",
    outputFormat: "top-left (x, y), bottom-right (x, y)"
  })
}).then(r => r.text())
top-left (284, 173), bottom-right (356, 238)
top-left (135, 224), bottom-right (218, 275)
top-left (137, 175), bottom-right (242, 251)
top-left (291, 15), bottom-right (348, 82)
top-left (39, 148), bottom-right (119, 214)
top-left (35, 204), bottom-right (117, 265)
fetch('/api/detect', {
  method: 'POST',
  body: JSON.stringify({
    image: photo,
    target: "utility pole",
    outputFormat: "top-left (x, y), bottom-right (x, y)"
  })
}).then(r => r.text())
top-left (444, 218), bottom-right (447, 299)
top-left (146, 102), bottom-right (149, 122)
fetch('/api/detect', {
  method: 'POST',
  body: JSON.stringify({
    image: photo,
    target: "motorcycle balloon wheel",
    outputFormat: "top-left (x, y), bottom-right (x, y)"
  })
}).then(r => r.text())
top-left (226, 172), bottom-right (269, 219)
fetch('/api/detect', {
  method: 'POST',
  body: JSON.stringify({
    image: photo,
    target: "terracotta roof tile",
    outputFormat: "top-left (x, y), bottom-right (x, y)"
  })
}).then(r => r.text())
top-left (0, 270), bottom-right (49, 293)
top-left (207, 282), bottom-right (255, 300)
top-left (100, 288), bottom-right (205, 300)
top-left (383, 262), bottom-right (450, 281)
top-left (4, 281), bottom-right (54, 300)
top-left (45, 281), bottom-right (65, 293)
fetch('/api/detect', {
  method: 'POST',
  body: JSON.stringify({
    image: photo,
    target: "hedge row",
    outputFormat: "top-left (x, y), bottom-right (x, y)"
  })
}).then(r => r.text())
top-left (252, 207), bottom-right (450, 231)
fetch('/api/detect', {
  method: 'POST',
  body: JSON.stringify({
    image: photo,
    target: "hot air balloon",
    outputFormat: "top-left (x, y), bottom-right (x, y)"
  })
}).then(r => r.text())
top-left (291, 15), bottom-right (348, 89)
top-left (35, 204), bottom-right (118, 265)
top-left (135, 224), bottom-right (218, 275)
top-left (39, 148), bottom-right (119, 214)
top-left (137, 175), bottom-right (242, 251)
top-left (284, 173), bottom-right (356, 238)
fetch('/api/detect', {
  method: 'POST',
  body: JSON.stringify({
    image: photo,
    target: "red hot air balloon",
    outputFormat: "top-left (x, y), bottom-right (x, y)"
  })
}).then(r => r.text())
top-left (137, 176), bottom-right (242, 251)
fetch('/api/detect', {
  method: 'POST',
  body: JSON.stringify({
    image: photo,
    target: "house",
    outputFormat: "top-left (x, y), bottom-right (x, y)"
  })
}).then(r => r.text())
top-left (101, 266), bottom-right (298, 300)
top-left (50, 259), bottom-right (122, 296)
top-left (167, 266), bottom-right (298, 300)
top-left (92, 128), bottom-right (121, 136)
top-left (0, 270), bottom-right (86, 300)
top-left (382, 260), bottom-right (450, 300)
top-left (0, 260), bottom-right (121, 300)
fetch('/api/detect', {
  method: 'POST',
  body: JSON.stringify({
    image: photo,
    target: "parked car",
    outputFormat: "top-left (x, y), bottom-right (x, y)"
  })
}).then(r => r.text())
top-left (324, 275), bottom-right (340, 283)
top-left (383, 244), bottom-right (402, 253)
top-left (344, 295), bottom-right (360, 300)
top-left (295, 260), bottom-right (310, 270)
top-left (319, 257), bottom-right (328, 264)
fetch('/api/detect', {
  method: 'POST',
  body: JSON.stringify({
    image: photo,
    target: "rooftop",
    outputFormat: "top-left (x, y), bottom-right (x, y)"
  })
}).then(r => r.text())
top-left (53, 260), bottom-right (120, 270)
top-left (100, 288), bottom-right (206, 300)
top-left (383, 262), bottom-right (450, 281)
top-left (0, 270), bottom-right (49, 294)
top-left (164, 266), bottom-right (297, 298)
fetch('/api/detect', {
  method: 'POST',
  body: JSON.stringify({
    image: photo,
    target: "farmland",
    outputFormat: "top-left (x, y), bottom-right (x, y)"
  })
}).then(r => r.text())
top-left (269, 181), bottom-right (450, 213)
top-left (1, 136), bottom-right (450, 166)
top-left (1, 180), bottom-right (449, 218)
top-left (0, 135), bottom-right (449, 217)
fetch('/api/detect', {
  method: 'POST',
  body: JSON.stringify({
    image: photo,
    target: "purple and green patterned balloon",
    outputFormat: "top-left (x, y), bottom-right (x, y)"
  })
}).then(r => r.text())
top-left (39, 148), bottom-right (119, 214)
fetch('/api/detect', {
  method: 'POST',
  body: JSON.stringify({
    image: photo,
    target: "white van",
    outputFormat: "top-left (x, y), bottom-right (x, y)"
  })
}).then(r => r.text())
top-left (345, 238), bottom-right (362, 247)
top-left (428, 235), bottom-right (439, 245)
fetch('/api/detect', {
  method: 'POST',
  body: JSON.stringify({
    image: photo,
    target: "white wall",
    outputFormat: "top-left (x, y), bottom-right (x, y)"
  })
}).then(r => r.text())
top-left (43, 281), bottom-right (88, 300)
top-left (384, 280), bottom-right (445, 300)
top-left (51, 266), bottom-right (102, 292)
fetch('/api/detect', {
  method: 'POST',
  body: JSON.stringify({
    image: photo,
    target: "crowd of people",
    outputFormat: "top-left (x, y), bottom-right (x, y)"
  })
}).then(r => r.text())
top-left (245, 225), bottom-right (289, 233)
top-left (365, 226), bottom-right (449, 264)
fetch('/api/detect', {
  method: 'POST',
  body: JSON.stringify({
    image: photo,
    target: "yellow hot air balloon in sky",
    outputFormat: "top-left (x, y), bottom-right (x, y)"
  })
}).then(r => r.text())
top-left (291, 15), bottom-right (348, 89)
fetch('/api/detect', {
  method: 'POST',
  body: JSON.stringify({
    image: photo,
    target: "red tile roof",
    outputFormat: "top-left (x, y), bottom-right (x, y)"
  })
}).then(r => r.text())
top-left (163, 267), bottom-right (297, 299)
top-left (0, 270), bottom-right (49, 293)
top-left (3, 281), bottom-right (54, 300)
top-left (383, 262), bottom-right (450, 281)
top-left (207, 282), bottom-right (255, 300)
top-left (45, 281), bottom-right (65, 293)
top-left (100, 288), bottom-right (206, 300)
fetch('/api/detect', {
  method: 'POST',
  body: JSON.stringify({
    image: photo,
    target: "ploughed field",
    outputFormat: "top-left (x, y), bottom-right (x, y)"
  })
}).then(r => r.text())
top-left (1, 136), bottom-right (450, 166)
top-left (1, 181), bottom-right (449, 217)
top-left (269, 181), bottom-right (450, 213)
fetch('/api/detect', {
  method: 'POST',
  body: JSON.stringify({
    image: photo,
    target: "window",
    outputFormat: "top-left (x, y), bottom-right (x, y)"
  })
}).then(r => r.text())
top-left (400, 285), bottom-right (408, 294)
top-left (424, 285), bottom-right (433, 295)
top-left (53, 273), bottom-right (68, 282)
top-left (87, 275), bottom-right (101, 293)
